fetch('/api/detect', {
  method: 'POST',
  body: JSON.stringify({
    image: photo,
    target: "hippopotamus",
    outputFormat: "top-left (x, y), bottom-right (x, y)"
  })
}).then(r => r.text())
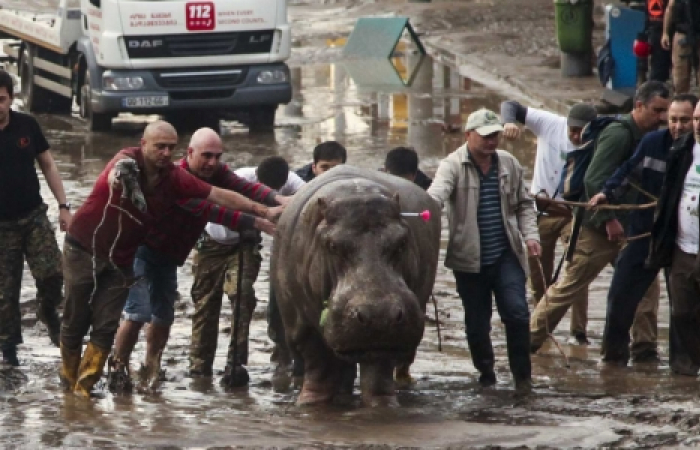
top-left (270, 165), bottom-right (441, 406)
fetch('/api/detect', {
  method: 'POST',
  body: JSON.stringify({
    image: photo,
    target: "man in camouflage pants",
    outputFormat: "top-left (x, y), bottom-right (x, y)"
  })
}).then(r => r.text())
top-left (0, 69), bottom-right (72, 366)
top-left (189, 233), bottom-right (262, 383)
top-left (192, 156), bottom-right (305, 386)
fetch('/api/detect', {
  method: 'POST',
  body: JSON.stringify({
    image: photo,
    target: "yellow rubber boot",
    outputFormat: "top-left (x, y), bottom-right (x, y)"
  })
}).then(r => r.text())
top-left (74, 342), bottom-right (110, 398)
top-left (59, 344), bottom-right (82, 392)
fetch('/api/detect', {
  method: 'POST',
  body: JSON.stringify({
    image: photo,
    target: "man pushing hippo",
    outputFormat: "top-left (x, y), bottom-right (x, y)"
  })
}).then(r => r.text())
top-left (60, 121), bottom-right (285, 397)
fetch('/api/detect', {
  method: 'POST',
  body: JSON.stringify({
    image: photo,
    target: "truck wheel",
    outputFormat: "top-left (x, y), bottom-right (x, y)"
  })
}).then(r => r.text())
top-left (20, 46), bottom-right (52, 113)
top-left (248, 106), bottom-right (277, 133)
top-left (80, 71), bottom-right (112, 132)
top-left (48, 93), bottom-right (73, 115)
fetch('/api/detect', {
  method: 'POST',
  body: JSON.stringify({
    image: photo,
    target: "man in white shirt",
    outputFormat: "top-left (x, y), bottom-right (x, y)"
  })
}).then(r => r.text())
top-left (501, 101), bottom-right (597, 344)
top-left (192, 156), bottom-right (305, 386)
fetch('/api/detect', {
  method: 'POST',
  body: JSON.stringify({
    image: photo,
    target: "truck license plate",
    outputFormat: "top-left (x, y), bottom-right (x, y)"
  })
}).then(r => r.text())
top-left (122, 96), bottom-right (169, 108)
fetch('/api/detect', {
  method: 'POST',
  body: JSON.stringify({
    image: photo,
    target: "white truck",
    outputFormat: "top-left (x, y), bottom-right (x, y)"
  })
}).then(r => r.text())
top-left (0, 0), bottom-right (292, 131)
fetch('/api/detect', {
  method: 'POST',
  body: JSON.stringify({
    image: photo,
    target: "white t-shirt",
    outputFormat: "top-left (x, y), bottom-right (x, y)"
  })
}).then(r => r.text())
top-left (205, 167), bottom-right (306, 245)
top-left (677, 143), bottom-right (700, 254)
top-left (525, 108), bottom-right (577, 199)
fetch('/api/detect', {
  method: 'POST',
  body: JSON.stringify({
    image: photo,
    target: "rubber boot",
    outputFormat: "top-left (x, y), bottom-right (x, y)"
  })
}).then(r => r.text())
top-left (139, 324), bottom-right (169, 391)
top-left (466, 336), bottom-right (496, 387)
top-left (59, 344), bottom-right (82, 391)
top-left (107, 355), bottom-right (133, 393)
top-left (505, 322), bottom-right (533, 396)
top-left (74, 342), bottom-right (110, 398)
top-left (139, 351), bottom-right (164, 392)
top-left (221, 347), bottom-right (250, 388)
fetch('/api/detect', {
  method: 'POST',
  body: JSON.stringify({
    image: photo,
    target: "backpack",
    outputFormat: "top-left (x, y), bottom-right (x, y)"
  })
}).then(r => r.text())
top-left (557, 116), bottom-right (633, 202)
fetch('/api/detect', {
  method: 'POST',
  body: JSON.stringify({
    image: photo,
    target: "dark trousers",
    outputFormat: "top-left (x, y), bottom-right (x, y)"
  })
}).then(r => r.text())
top-left (668, 247), bottom-right (700, 369)
top-left (603, 238), bottom-right (659, 362)
top-left (648, 26), bottom-right (672, 82)
top-left (61, 239), bottom-right (133, 350)
top-left (454, 250), bottom-right (531, 382)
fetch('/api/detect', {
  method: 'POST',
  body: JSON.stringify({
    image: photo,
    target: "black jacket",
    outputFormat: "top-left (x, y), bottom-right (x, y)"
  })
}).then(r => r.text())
top-left (648, 132), bottom-right (698, 269)
top-left (414, 169), bottom-right (432, 190)
top-left (295, 163), bottom-right (315, 183)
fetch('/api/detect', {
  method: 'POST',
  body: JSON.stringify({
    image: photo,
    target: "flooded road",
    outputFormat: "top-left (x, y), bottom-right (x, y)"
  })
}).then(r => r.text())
top-left (3, 55), bottom-right (698, 448)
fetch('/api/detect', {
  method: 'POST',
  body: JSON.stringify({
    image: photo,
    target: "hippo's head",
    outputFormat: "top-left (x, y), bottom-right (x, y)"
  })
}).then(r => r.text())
top-left (310, 190), bottom-right (425, 364)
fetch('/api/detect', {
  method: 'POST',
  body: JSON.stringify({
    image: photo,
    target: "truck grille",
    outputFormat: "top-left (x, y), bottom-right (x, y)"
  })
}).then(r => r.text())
top-left (124, 30), bottom-right (274, 59)
top-left (154, 67), bottom-right (248, 89)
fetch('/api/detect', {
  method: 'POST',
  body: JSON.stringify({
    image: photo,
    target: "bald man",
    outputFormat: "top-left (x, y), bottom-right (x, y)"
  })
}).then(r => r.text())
top-left (107, 127), bottom-right (285, 392)
top-left (60, 122), bottom-right (287, 397)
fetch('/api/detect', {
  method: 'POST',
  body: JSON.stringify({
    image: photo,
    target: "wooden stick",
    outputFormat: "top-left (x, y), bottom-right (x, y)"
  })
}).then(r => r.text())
top-left (533, 195), bottom-right (656, 211)
top-left (535, 258), bottom-right (571, 368)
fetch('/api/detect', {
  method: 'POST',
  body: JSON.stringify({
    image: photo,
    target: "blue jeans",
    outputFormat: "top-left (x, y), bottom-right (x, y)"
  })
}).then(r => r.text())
top-left (454, 250), bottom-right (531, 381)
top-left (123, 246), bottom-right (178, 326)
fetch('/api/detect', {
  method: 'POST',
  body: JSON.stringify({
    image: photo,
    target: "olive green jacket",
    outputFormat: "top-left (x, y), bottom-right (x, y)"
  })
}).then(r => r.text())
top-left (583, 114), bottom-right (645, 230)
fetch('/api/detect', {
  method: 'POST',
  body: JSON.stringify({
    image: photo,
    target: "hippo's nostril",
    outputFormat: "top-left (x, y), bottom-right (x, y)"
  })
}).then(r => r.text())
top-left (356, 310), bottom-right (367, 325)
top-left (394, 308), bottom-right (404, 324)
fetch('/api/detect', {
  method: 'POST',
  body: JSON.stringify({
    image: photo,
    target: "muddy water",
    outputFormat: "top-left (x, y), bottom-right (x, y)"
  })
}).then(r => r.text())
top-left (2, 56), bottom-right (697, 448)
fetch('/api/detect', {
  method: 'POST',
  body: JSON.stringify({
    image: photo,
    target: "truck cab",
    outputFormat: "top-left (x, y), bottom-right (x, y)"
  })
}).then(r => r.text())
top-left (0, 0), bottom-right (292, 132)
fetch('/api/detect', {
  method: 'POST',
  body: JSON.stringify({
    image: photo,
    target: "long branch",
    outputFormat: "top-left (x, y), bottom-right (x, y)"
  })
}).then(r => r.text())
top-left (533, 196), bottom-right (656, 211)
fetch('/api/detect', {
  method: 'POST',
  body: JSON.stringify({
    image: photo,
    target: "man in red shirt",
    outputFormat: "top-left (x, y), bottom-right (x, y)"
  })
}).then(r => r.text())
top-left (108, 127), bottom-right (278, 391)
top-left (60, 121), bottom-right (285, 397)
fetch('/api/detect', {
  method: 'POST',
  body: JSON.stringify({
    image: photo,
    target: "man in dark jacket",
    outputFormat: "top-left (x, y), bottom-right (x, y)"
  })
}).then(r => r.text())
top-left (295, 141), bottom-right (346, 182)
top-left (590, 94), bottom-right (698, 370)
top-left (648, 100), bottom-right (700, 370)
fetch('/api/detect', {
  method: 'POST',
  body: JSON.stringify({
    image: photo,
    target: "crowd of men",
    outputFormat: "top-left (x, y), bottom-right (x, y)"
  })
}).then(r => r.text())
top-left (4, 47), bottom-right (700, 399)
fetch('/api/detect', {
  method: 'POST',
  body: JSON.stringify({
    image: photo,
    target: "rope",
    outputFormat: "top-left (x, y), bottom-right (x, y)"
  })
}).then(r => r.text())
top-left (533, 195), bottom-right (657, 211)
top-left (535, 257), bottom-right (570, 368)
top-left (89, 183), bottom-right (114, 303)
top-left (89, 163), bottom-right (146, 302)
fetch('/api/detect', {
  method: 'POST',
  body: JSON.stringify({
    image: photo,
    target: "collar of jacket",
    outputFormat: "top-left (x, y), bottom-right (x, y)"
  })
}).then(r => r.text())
top-left (458, 143), bottom-right (511, 178)
top-left (622, 113), bottom-right (645, 143)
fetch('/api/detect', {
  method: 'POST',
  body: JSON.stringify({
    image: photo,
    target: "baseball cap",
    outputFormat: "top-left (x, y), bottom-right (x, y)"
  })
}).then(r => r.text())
top-left (464, 108), bottom-right (504, 136)
top-left (567, 103), bottom-right (598, 128)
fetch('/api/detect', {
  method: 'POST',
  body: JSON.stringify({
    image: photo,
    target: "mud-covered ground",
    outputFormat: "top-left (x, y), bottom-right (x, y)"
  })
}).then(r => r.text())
top-left (1, 0), bottom-right (697, 448)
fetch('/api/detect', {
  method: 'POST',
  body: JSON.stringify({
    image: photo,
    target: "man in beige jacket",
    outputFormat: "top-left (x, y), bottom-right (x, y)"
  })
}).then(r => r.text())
top-left (428, 108), bottom-right (540, 395)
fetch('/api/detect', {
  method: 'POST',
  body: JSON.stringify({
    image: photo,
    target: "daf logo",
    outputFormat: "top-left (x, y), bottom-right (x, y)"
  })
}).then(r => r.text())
top-left (128, 39), bottom-right (163, 48)
top-left (249, 35), bottom-right (270, 44)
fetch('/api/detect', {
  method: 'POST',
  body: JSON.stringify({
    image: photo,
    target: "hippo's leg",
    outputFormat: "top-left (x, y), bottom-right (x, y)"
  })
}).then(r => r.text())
top-left (359, 360), bottom-right (398, 407)
top-left (296, 332), bottom-right (341, 405)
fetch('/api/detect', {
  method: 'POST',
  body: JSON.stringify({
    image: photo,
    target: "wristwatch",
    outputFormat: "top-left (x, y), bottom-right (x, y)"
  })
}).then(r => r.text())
top-left (59, 203), bottom-right (71, 211)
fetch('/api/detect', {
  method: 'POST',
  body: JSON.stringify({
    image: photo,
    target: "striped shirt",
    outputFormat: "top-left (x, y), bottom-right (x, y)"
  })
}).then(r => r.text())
top-left (475, 155), bottom-right (509, 266)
